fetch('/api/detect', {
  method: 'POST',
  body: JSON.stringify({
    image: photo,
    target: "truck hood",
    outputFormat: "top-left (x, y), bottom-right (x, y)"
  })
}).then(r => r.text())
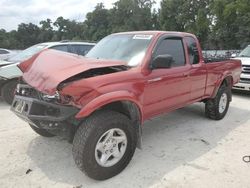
top-left (235, 57), bottom-right (250, 65)
top-left (19, 49), bottom-right (127, 95)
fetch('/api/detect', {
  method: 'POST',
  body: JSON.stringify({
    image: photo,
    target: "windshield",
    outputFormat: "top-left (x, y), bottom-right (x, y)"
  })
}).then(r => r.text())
top-left (86, 34), bottom-right (153, 67)
top-left (239, 46), bottom-right (250, 57)
top-left (7, 44), bottom-right (48, 62)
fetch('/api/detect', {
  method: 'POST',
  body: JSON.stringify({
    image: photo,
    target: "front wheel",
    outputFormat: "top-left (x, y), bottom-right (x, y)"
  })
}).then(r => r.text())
top-left (205, 85), bottom-right (231, 120)
top-left (72, 110), bottom-right (137, 180)
top-left (1, 80), bottom-right (18, 105)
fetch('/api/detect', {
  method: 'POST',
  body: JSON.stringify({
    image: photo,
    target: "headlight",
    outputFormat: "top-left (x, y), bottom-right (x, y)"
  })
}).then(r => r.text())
top-left (41, 91), bottom-right (60, 101)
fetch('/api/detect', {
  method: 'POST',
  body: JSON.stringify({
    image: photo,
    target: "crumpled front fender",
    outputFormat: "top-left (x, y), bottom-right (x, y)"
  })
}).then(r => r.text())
top-left (75, 90), bottom-right (143, 121)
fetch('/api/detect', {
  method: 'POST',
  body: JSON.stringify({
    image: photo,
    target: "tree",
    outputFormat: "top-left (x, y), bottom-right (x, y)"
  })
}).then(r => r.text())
top-left (84, 3), bottom-right (111, 41)
top-left (160, 0), bottom-right (186, 31)
top-left (1, 0), bottom-right (250, 50)
top-left (210, 0), bottom-right (238, 49)
top-left (160, 0), bottom-right (211, 48)
top-left (232, 0), bottom-right (250, 48)
top-left (53, 16), bottom-right (83, 40)
top-left (16, 23), bottom-right (41, 48)
top-left (38, 19), bottom-right (54, 42)
top-left (110, 0), bottom-right (155, 32)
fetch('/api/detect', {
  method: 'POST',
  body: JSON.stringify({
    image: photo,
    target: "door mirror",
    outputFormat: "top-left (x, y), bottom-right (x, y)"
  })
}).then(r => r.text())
top-left (151, 54), bottom-right (173, 69)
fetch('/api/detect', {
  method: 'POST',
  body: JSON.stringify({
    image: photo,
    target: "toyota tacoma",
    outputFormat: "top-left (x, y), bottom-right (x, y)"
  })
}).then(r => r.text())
top-left (11, 31), bottom-right (241, 180)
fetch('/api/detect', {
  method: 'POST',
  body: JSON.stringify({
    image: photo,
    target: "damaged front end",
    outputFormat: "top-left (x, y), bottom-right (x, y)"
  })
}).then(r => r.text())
top-left (11, 84), bottom-right (80, 141)
top-left (11, 50), bottom-right (130, 141)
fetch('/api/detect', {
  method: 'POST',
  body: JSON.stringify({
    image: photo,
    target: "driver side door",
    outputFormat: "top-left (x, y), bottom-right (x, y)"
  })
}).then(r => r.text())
top-left (143, 37), bottom-right (191, 118)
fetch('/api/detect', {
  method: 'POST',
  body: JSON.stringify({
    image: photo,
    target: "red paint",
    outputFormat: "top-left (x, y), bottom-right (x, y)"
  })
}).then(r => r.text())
top-left (19, 31), bottom-right (242, 123)
top-left (19, 49), bottom-right (127, 95)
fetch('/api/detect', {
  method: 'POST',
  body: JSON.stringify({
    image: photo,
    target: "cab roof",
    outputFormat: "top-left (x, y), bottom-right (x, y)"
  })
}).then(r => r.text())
top-left (111, 30), bottom-right (196, 38)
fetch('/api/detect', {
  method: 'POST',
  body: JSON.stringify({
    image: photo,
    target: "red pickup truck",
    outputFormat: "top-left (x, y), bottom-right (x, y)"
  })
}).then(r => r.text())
top-left (11, 31), bottom-right (241, 180)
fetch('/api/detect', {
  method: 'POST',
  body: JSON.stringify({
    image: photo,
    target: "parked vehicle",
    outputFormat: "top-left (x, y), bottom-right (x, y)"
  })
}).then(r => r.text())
top-left (0, 41), bottom-right (95, 104)
top-left (11, 31), bottom-right (241, 180)
top-left (0, 48), bottom-right (19, 60)
top-left (232, 45), bottom-right (250, 91)
top-left (0, 59), bottom-right (13, 67)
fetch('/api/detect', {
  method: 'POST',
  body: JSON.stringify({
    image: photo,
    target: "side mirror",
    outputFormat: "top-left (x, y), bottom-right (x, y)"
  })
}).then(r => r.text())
top-left (151, 54), bottom-right (173, 69)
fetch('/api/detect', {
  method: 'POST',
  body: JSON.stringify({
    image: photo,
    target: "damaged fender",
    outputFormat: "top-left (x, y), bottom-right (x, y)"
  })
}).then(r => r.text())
top-left (75, 90), bottom-right (143, 148)
top-left (75, 90), bottom-right (143, 121)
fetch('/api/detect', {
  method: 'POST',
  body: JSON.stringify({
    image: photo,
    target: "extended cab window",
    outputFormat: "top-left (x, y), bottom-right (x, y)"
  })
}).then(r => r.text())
top-left (155, 38), bottom-right (185, 67)
top-left (50, 45), bottom-right (68, 52)
top-left (186, 37), bottom-right (199, 64)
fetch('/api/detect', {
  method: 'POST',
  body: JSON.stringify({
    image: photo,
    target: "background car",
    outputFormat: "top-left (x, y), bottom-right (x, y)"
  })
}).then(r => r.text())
top-left (0, 41), bottom-right (95, 104)
top-left (232, 45), bottom-right (250, 91)
top-left (0, 48), bottom-right (19, 60)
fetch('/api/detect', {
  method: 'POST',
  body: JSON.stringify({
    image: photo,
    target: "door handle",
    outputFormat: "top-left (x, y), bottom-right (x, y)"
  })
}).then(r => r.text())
top-left (147, 77), bottom-right (162, 83)
top-left (183, 73), bottom-right (189, 77)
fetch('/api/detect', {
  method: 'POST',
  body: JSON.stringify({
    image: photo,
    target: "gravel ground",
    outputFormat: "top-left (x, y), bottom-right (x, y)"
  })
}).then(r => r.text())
top-left (0, 91), bottom-right (250, 188)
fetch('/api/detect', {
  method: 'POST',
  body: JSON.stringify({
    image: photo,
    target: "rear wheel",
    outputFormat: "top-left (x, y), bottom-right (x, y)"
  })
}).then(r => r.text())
top-left (205, 85), bottom-right (231, 120)
top-left (72, 110), bottom-right (137, 180)
top-left (1, 80), bottom-right (18, 105)
top-left (29, 124), bottom-right (55, 137)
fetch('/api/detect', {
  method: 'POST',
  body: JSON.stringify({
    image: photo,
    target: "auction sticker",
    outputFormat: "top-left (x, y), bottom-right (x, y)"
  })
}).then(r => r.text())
top-left (133, 35), bottom-right (153, 40)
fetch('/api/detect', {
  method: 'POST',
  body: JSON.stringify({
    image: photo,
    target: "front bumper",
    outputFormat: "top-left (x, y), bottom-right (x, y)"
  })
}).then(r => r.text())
top-left (11, 95), bottom-right (79, 130)
top-left (233, 82), bottom-right (250, 91)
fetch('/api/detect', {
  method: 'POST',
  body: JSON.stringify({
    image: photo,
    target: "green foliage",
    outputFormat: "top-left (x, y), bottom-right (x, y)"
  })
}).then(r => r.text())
top-left (0, 0), bottom-right (249, 50)
top-left (160, 0), bottom-right (211, 48)
top-left (84, 3), bottom-right (111, 41)
top-left (210, 0), bottom-right (250, 49)
top-left (110, 0), bottom-right (155, 32)
top-left (16, 23), bottom-right (41, 48)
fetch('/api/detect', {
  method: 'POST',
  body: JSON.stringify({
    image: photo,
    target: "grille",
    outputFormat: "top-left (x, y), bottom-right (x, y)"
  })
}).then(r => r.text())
top-left (242, 65), bottom-right (250, 74)
top-left (16, 84), bottom-right (61, 103)
top-left (240, 78), bottom-right (250, 84)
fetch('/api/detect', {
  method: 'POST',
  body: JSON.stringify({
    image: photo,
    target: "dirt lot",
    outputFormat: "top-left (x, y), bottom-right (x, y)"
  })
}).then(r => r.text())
top-left (0, 91), bottom-right (250, 188)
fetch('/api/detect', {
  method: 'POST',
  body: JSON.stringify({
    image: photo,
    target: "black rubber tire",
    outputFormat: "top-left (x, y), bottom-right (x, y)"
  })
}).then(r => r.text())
top-left (29, 124), bottom-right (55, 137)
top-left (72, 110), bottom-right (137, 180)
top-left (205, 85), bottom-right (231, 120)
top-left (1, 80), bottom-right (18, 105)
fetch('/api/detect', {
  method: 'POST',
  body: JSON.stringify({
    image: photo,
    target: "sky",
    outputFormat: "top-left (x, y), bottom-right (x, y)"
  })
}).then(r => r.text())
top-left (0, 0), bottom-right (161, 31)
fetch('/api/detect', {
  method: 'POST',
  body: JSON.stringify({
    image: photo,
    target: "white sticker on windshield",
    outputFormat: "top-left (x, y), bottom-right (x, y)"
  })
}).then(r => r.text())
top-left (133, 35), bottom-right (153, 40)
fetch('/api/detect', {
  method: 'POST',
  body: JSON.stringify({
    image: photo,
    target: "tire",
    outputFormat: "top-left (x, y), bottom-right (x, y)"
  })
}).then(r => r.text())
top-left (29, 124), bottom-right (55, 137)
top-left (205, 84), bottom-right (231, 120)
top-left (72, 110), bottom-right (137, 180)
top-left (1, 80), bottom-right (18, 105)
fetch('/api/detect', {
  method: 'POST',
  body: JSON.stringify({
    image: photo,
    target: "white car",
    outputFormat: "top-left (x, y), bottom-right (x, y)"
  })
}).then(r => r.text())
top-left (232, 45), bottom-right (250, 91)
top-left (0, 48), bottom-right (19, 60)
top-left (0, 41), bottom-right (95, 104)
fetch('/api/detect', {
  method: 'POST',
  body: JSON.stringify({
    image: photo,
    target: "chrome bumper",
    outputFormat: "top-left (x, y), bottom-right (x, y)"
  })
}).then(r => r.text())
top-left (233, 82), bottom-right (250, 91)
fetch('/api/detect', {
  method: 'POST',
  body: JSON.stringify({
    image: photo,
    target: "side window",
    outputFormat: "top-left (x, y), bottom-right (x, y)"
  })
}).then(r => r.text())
top-left (154, 38), bottom-right (186, 67)
top-left (0, 50), bottom-right (9, 54)
top-left (185, 37), bottom-right (199, 65)
top-left (68, 45), bottom-right (78, 55)
top-left (50, 45), bottom-right (68, 52)
top-left (81, 45), bottom-right (94, 55)
top-left (70, 45), bottom-right (94, 56)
